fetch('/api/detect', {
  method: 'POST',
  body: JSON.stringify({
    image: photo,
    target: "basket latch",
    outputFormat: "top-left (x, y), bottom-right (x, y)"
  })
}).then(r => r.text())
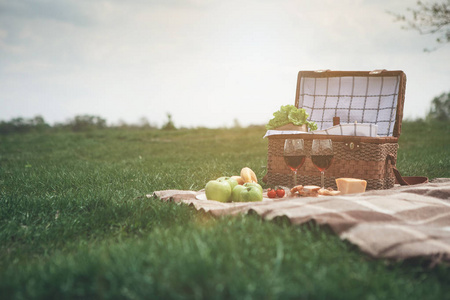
top-left (344, 141), bottom-right (360, 151)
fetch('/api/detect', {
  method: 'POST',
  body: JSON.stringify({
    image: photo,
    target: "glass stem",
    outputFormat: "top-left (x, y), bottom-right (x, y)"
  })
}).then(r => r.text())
top-left (321, 171), bottom-right (324, 189)
top-left (293, 170), bottom-right (297, 187)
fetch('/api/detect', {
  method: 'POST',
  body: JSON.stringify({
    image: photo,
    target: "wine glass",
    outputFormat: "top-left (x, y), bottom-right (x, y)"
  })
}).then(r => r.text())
top-left (283, 139), bottom-right (306, 187)
top-left (311, 139), bottom-right (334, 189)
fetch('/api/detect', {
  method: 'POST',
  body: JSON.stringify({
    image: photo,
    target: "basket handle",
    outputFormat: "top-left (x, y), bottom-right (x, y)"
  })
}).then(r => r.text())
top-left (386, 154), bottom-right (428, 185)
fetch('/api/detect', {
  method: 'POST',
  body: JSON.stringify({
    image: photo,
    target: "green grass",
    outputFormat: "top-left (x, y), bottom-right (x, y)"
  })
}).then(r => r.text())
top-left (396, 120), bottom-right (450, 178)
top-left (0, 121), bottom-right (449, 299)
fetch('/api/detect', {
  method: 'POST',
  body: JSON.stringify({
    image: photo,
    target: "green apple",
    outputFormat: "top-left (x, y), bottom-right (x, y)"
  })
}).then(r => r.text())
top-left (243, 182), bottom-right (263, 193)
top-left (217, 177), bottom-right (239, 191)
top-left (240, 186), bottom-right (263, 202)
top-left (231, 184), bottom-right (246, 202)
top-left (205, 180), bottom-right (232, 202)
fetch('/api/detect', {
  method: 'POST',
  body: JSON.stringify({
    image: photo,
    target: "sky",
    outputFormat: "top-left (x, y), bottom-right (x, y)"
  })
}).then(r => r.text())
top-left (1, 0), bottom-right (449, 128)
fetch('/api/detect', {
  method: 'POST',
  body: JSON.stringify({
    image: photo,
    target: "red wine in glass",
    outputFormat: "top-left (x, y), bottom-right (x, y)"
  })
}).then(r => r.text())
top-left (284, 139), bottom-right (306, 187)
top-left (284, 155), bottom-right (306, 172)
top-left (311, 139), bottom-right (334, 189)
top-left (311, 155), bottom-right (334, 172)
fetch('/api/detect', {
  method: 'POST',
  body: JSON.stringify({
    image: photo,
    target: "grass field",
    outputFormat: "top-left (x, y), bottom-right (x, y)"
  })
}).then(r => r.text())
top-left (0, 120), bottom-right (449, 299)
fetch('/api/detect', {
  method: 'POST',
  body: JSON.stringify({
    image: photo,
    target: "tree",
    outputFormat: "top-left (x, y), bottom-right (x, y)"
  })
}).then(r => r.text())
top-left (161, 113), bottom-right (176, 130)
top-left (390, 0), bottom-right (450, 51)
top-left (31, 115), bottom-right (50, 132)
top-left (68, 115), bottom-right (107, 131)
top-left (427, 91), bottom-right (450, 121)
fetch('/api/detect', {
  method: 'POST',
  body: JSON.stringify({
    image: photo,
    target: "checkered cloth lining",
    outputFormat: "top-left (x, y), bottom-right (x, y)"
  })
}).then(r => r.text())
top-left (298, 75), bottom-right (400, 137)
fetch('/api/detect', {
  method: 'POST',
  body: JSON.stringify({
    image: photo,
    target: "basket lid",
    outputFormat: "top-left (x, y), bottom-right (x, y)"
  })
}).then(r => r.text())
top-left (295, 70), bottom-right (406, 137)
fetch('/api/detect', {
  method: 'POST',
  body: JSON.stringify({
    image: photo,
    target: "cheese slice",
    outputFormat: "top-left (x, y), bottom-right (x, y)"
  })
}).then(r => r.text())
top-left (335, 178), bottom-right (367, 194)
top-left (303, 185), bottom-right (321, 192)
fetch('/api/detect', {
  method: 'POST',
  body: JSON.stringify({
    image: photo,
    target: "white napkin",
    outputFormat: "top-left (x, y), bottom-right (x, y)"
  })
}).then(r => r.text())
top-left (264, 123), bottom-right (378, 138)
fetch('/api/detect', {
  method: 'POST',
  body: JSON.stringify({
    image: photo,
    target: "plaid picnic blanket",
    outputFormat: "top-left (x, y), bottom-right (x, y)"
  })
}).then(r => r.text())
top-left (150, 178), bottom-right (450, 263)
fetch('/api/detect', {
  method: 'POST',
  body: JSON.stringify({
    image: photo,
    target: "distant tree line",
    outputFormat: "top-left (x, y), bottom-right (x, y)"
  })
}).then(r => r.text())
top-left (1, 94), bottom-right (449, 135)
top-left (0, 114), bottom-right (178, 135)
top-left (0, 116), bottom-right (51, 134)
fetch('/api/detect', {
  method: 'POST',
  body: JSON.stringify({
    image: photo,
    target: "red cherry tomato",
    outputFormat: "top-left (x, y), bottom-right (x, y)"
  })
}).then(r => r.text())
top-left (267, 188), bottom-right (277, 198)
top-left (276, 188), bottom-right (285, 198)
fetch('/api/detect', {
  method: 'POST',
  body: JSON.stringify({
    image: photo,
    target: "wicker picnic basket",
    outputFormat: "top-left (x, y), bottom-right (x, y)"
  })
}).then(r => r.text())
top-left (264, 69), bottom-right (407, 190)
